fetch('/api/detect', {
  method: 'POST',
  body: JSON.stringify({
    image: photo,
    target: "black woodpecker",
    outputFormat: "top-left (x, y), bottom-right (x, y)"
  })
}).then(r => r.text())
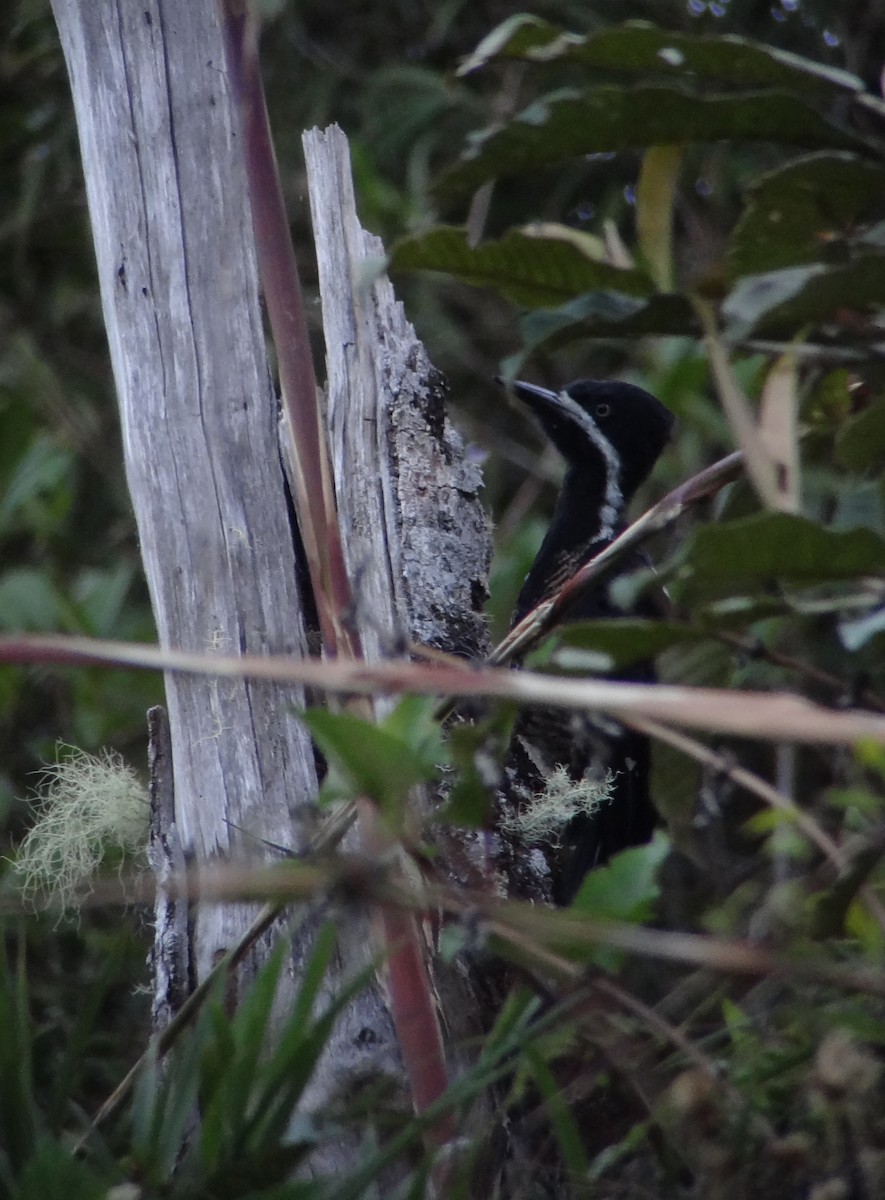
top-left (501, 377), bottom-right (675, 902)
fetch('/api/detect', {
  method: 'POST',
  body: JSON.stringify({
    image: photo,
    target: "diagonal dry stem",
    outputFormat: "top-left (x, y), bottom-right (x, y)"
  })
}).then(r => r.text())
top-left (625, 713), bottom-right (885, 940)
top-left (489, 449), bottom-right (744, 666)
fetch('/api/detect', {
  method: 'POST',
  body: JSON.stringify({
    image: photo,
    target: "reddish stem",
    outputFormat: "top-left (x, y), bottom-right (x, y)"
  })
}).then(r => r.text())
top-left (218, 0), bottom-right (451, 1145)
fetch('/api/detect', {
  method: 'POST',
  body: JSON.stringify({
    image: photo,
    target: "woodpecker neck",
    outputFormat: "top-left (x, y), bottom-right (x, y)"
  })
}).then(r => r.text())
top-left (514, 460), bottom-right (626, 624)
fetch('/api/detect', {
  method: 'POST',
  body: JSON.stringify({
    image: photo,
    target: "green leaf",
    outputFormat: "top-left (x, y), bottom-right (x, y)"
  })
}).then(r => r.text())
top-left (437, 86), bottom-right (872, 199)
top-left (0, 939), bottom-right (40, 1176)
top-left (302, 700), bottom-right (444, 818)
top-left (226, 944), bottom-right (290, 1135)
top-left (829, 479), bottom-right (885, 535)
top-left (71, 564), bottom-right (135, 636)
top-left (571, 834), bottom-right (669, 921)
top-left (728, 153), bottom-right (885, 278)
top-left (552, 619), bottom-right (700, 670)
top-left (461, 18), bottom-right (865, 100)
top-left (523, 1045), bottom-right (590, 1178)
top-left (588, 1119), bottom-right (653, 1183)
top-left (825, 785), bottom-right (885, 817)
top-left (520, 290), bottom-right (696, 353)
top-left (458, 15), bottom-right (577, 75)
top-left (12, 1138), bottom-right (110, 1200)
top-left (379, 695), bottom-right (446, 762)
top-left (846, 896), bottom-right (885, 959)
top-left (389, 224), bottom-right (652, 308)
top-left (444, 704), bottom-right (517, 827)
top-left (722, 996), bottom-right (749, 1041)
top-left (564, 840), bottom-right (670, 969)
top-left (835, 398), bottom-right (885, 473)
top-left (237, 925), bottom-right (344, 1154)
top-left (722, 254), bottom-right (885, 340)
top-left (0, 433), bottom-right (75, 537)
top-left (0, 569), bottom-right (62, 632)
top-left (856, 740), bottom-right (885, 781)
top-left (177, 922), bottom-right (376, 1192)
top-left (807, 367), bottom-right (854, 427)
top-left (668, 512), bottom-right (885, 605)
top-left (131, 1004), bottom-right (214, 1181)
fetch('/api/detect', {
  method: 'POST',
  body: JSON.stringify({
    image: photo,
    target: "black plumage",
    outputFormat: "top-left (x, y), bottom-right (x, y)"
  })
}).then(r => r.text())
top-left (502, 377), bottom-right (675, 902)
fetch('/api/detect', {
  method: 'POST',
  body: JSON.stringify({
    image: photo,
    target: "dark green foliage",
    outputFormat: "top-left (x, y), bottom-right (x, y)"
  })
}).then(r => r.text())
top-left (668, 512), bottom-right (885, 601)
top-left (125, 924), bottom-right (373, 1198)
top-left (517, 290), bottom-right (698, 355)
top-left (459, 16), bottom-right (864, 95)
top-left (727, 152), bottom-right (885, 276)
top-left (385, 7), bottom-right (885, 1194)
top-left (390, 225), bottom-right (654, 308)
top-left (0, 922), bottom-right (144, 1199)
top-left (723, 254), bottom-right (885, 339)
top-left (1, 912), bottom-right (607, 1199)
top-left (302, 698), bottom-right (446, 828)
top-left (0, 5), bottom-right (161, 824)
top-left (438, 85), bottom-right (874, 198)
top-left (6, 2), bottom-right (885, 1198)
top-left (554, 619), bottom-right (701, 669)
top-left (0, 937), bottom-right (41, 1189)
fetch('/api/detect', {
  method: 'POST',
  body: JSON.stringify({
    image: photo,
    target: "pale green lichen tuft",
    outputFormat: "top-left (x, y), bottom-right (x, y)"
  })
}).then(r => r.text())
top-left (501, 766), bottom-right (613, 846)
top-left (15, 745), bottom-right (149, 911)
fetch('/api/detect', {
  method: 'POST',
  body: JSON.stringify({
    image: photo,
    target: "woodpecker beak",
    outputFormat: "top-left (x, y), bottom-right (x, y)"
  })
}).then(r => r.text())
top-left (496, 376), bottom-right (563, 420)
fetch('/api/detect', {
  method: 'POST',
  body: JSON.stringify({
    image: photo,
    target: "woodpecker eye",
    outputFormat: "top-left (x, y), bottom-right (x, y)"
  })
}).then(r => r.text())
top-left (595, 402), bottom-right (611, 418)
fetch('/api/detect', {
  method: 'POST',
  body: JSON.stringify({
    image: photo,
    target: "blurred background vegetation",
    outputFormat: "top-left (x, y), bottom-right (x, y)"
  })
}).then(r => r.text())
top-left (3, 0), bottom-right (885, 1195)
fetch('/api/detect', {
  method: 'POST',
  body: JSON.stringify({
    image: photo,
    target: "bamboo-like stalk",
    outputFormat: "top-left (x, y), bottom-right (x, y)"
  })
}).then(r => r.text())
top-left (4, 633), bottom-right (885, 746)
top-left (219, 3), bottom-right (351, 654)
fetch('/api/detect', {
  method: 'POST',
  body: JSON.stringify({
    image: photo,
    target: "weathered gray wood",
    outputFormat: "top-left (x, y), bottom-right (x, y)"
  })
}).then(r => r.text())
top-left (50, 0), bottom-right (318, 992)
top-left (302, 125), bottom-right (491, 669)
top-left (147, 704), bottom-right (188, 1031)
top-left (52, 0), bottom-right (495, 1172)
top-left (302, 126), bottom-right (494, 1100)
top-left (302, 123), bottom-right (495, 898)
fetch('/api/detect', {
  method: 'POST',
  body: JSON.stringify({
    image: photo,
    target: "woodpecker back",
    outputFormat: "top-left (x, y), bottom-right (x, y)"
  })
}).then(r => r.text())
top-left (501, 377), bottom-right (674, 901)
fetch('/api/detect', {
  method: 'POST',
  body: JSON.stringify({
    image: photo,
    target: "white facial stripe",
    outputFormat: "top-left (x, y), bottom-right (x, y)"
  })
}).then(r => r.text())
top-left (556, 389), bottom-right (622, 539)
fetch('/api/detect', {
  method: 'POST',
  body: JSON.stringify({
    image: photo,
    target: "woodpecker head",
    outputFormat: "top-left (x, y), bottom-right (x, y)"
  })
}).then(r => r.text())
top-left (499, 377), bottom-right (675, 508)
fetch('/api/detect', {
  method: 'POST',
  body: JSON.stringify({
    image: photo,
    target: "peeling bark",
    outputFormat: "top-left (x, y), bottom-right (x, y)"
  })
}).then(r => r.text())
top-left (303, 125), bottom-right (490, 667)
top-left (299, 126), bottom-right (494, 1122)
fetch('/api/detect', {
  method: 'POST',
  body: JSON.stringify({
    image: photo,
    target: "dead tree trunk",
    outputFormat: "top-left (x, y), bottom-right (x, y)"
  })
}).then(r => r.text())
top-left (302, 126), bottom-right (489, 670)
top-left (299, 125), bottom-right (493, 1120)
top-left (51, 0), bottom-right (491, 1166)
top-left (50, 0), bottom-right (319, 1000)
